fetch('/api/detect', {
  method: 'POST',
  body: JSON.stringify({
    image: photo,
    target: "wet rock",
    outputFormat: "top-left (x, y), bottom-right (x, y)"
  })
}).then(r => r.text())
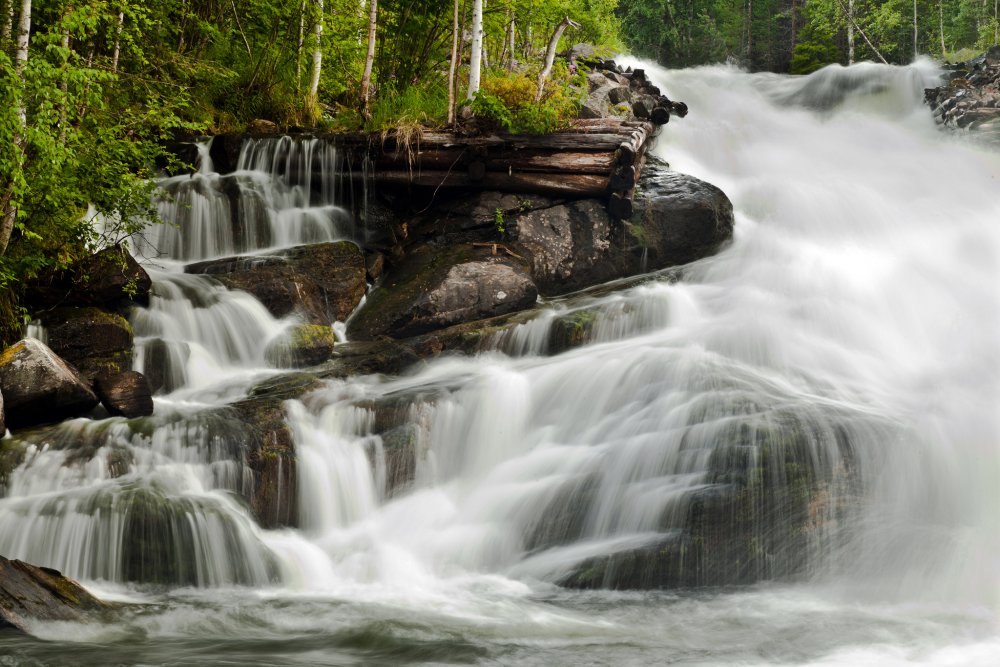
top-left (265, 324), bottom-right (337, 368)
top-left (925, 49), bottom-right (1000, 140)
top-left (0, 556), bottom-right (111, 633)
top-left (94, 371), bottom-right (154, 418)
top-left (557, 409), bottom-right (857, 589)
top-left (38, 307), bottom-right (133, 382)
top-left (0, 338), bottom-right (100, 430)
top-left (313, 339), bottom-right (422, 379)
top-left (347, 244), bottom-right (538, 340)
top-left (186, 241), bottom-right (366, 325)
top-left (0, 389), bottom-right (4, 435)
top-left (512, 199), bottom-right (625, 295)
top-left (24, 245), bottom-right (152, 312)
top-left (228, 373), bottom-right (324, 528)
top-left (629, 166), bottom-right (735, 267)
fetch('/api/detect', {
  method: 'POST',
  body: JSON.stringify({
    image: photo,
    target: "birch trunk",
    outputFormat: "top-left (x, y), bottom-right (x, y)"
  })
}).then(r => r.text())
top-left (913, 0), bottom-right (918, 60)
top-left (296, 0), bottom-right (305, 92)
top-left (112, 11), bottom-right (124, 73)
top-left (467, 0), bottom-right (483, 99)
top-left (447, 0), bottom-right (459, 126)
top-left (848, 0), bottom-right (855, 64)
top-left (1, 0), bottom-right (32, 255)
top-left (360, 0), bottom-right (377, 115)
top-left (308, 0), bottom-right (323, 100)
top-left (535, 17), bottom-right (578, 103)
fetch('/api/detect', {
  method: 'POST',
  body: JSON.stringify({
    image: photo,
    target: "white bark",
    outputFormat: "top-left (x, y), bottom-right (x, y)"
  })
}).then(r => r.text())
top-left (535, 17), bottom-right (579, 103)
top-left (2, 0), bottom-right (31, 255)
top-left (112, 11), bottom-right (124, 73)
top-left (360, 0), bottom-right (377, 114)
top-left (14, 0), bottom-right (30, 123)
top-left (913, 0), bottom-right (918, 60)
top-left (447, 0), bottom-right (459, 125)
top-left (467, 0), bottom-right (483, 99)
top-left (309, 0), bottom-right (323, 100)
top-left (296, 0), bottom-right (305, 92)
top-left (847, 0), bottom-right (855, 64)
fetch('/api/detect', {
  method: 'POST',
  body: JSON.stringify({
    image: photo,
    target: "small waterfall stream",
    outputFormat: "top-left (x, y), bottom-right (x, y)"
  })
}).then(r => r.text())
top-left (1, 62), bottom-right (999, 665)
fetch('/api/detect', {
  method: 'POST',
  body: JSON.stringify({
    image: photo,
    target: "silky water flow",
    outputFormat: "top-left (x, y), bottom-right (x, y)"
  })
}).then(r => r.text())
top-left (1, 60), bottom-right (998, 665)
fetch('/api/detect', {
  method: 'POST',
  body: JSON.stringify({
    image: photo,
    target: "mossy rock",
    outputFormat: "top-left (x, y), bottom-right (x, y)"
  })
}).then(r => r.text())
top-left (265, 324), bottom-right (337, 368)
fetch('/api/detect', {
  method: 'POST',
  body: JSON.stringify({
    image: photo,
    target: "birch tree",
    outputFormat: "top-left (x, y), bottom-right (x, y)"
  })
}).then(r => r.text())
top-left (360, 0), bottom-right (377, 115)
top-left (308, 0), bottom-right (323, 101)
top-left (467, 0), bottom-right (483, 99)
top-left (1, 0), bottom-right (32, 255)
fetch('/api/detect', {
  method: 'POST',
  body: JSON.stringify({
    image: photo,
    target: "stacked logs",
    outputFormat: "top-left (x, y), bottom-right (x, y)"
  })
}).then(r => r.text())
top-left (338, 118), bottom-right (657, 218)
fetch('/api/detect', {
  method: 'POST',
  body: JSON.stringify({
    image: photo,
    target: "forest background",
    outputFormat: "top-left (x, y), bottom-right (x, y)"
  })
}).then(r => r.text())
top-left (0, 0), bottom-right (996, 343)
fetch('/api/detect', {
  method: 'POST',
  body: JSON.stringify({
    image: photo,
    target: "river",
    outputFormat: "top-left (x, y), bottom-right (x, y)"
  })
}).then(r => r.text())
top-left (1, 60), bottom-right (998, 665)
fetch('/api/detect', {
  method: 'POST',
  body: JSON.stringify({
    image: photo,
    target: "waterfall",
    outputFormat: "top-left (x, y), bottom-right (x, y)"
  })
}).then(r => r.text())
top-left (1, 61), bottom-right (998, 663)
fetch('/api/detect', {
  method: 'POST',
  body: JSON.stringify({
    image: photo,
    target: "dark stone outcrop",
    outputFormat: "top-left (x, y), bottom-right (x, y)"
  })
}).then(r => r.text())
top-left (37, 307), bottom-right (134, 382)
top-left (0, 389), bottom-right (4, 435)
top-left (0, 556), bottom-right (111, 633)
top-left (557, 410), bottom-right (857, 589)
top-left (228, 373), bottom-right (323, 529)
top-left (94, 371), bottom-right (154, 418)
top-left (513, 199), bottom-right (623, 295)
top-left (628, 167), bottom-right (735, 267)
top-left (25, 245), bottom-right (152, 312)
top-left (265, 324), bottom-right (337, 368)
top-left (510, 165), bottom-right (733, 296)
top-left (186, 241), bottom-right (366, 325)
top-left (0, 339), bottom-right (99, 430)
top-left (925, 47), bottom-right (1000, 139)
top-left (347, 243), bottom-right (538, 340)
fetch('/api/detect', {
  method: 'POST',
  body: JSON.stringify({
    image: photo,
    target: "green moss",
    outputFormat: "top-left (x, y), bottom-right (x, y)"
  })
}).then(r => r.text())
top-left (0, 340), bottom-right (26, 367)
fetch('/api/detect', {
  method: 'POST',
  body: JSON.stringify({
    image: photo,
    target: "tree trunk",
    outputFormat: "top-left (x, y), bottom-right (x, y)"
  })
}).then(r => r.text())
top-left (535, 17), bottom-right (579, 102)
top-left (1, 0), bottom-right (31, 256)
top-left (360, 0), bottom-right (377, 115)
top-left (296, 0), bottom-right (305, 93)
top-left (913, 0), bottom-right (918, 60)
top-left (467, 0), bottom-right (483, 99)
top-left (447, 0), bottom-right (459, 126)
top-left (939, 0), bottom-right (946, 55)
top-left (112, 11), bottom-right (124, 73)
top-left (507, 11), bottom-right (515, 70)
top-left (848, 0), bottom-right (855, 64)
top-left (308, 0), bottom-right (323, 101)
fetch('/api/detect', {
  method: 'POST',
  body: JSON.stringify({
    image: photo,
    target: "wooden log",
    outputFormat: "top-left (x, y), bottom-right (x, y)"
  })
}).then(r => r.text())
top-left (651, 107), bottom-right (671, 125)
top-left (616, 126), bottom-right (648, 167)
top-left (468, 160), bottom-right (487, 181)
top-left (610, 165), bottom-right (636, 191)
top-left (367, 149), bottom-right (617, 175)
top-left (608, 192), bottom-right (633, 219)
top-left (353, 170), bottom-right (610, 196)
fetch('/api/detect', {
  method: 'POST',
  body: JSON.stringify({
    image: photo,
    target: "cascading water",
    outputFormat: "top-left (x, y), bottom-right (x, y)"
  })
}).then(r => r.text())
top-left (2, 62), bottom-right (999, 665)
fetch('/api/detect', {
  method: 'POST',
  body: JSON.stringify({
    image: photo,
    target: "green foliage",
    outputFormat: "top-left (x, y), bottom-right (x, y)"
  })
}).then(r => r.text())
top-left (494, 208), bottom-right (506, 237)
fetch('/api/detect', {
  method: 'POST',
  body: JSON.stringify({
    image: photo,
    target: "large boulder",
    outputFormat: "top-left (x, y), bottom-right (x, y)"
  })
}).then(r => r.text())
top-left (512, 199), bottom-right (624, 295)
top-left (0, 556), bottom-right (111, 633)
top-left (628, 168), bottom-right (735, 268)
top-left (0, 338), bottom-right (99, 430)
top-left (347, 244), bottom-right (538, 340)
top-left (38, 307), bottom-right (134, 382)
top-left (510, 165), bottom-right (733, 296)
top-left (186, 241), bottom-right (366, 325)
top-left (94, 371), bottom-right (154, 418)
top-left (25, 245), bottom-right (152, 311)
